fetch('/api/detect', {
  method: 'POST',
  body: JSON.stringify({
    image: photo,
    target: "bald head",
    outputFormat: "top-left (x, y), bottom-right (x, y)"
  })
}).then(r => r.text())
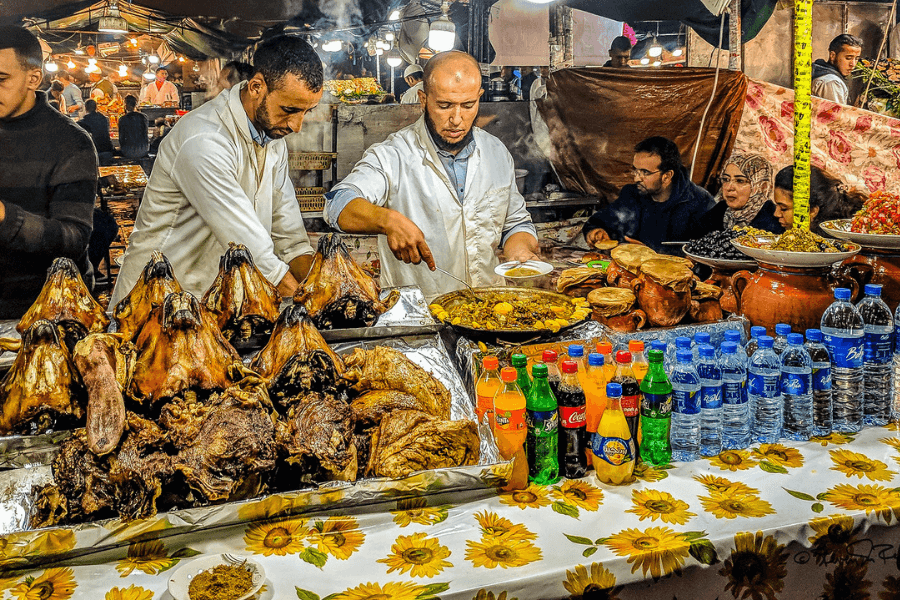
top-left (422, 51), bottom-right (481, 93)
top-left (419, 51), bottom-right (483, 155)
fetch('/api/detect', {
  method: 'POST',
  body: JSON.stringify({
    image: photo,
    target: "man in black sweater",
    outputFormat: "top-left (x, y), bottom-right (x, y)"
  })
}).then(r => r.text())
top-left (0, 26), bottom-right (97, 319)
top-left (77, 99), bottom-right (115, 165)
top-left (118, 94), bottom-right (149, 159)
top-left (582, 136), bottom-right (714, 256)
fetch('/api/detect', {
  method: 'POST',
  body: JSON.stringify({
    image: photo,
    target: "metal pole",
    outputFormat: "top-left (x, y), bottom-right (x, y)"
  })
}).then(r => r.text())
top-left (376, 54), bottom-right (381, 88)
top-left (390, 65), bottom-right (395, 96)
top-left (728, 0), bottom-right (741, 70)
top-left (793, 0), bottom-right (813, 229)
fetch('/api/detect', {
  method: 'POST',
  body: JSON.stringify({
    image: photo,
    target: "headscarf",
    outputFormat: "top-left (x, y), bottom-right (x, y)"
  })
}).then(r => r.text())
top-left (715, 153), bottom-right (774, 229)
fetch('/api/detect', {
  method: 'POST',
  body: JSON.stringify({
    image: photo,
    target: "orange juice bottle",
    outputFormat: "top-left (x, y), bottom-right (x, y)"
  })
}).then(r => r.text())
top-left (596, 341), bottom-right (616, 382)
top-left (475, 356), bottom-right (502, 428)
top-left (592, 382), bottom-right (636, 486)
top-left (583, 352), bottom-right (608, 465)
top-left (493, 367), bottom-right (527, 461)
top-left (630, 340), bottom-right (649, 382)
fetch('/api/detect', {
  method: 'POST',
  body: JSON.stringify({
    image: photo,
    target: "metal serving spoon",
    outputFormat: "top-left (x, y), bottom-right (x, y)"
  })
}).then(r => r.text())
top-left (432, 266), bottom-right (482, 302)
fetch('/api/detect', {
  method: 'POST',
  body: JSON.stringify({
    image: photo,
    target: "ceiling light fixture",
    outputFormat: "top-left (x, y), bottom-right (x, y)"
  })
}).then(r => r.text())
top-left (148, 54), bottom-right (160, 64)
top-left (385, 32), bottom-right (395, 41)
top-left (322, 40), bottom-right (342, 52)
top-left (388, 9), bottom-right (401, 20)
top-left (428, 1), bottom-right (456, 53)
top-left (88, 57), bottom-right (97, 65)
top-left (640, 57), bottom-right (650, 65)
top-left (143, 68), bottom-right (155, 80)
top-left (672, 48), bottom-right (684, 57)
top-left (67, 60), bottom-right (76, 69)
top-left (118, 64), bottom-right (128, 76)
top-left (386, 52), bottom-right (402, 68)
top-left (99, 1), bottom-right (129, 34)
top-left (652, 60), bottom-right (661, 66)
top-left (44, 61), bottom-right (58, 72)
top-left (648, 38), bottom-right (663, 58)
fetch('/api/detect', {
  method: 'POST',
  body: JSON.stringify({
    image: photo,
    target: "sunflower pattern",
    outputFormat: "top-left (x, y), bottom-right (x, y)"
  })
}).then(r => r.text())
top-left (498, 485), bottom-right (552, 510)
top-left (830, 449), bottom-right (897, 481)
top-left (10, 568), bottom-right (76, 600)
top-left (719, 531), bottom-right (787, 600)
top-left (708, 449), bottom-right (760, 471)
top-left (391, 498), bottom-right (449, 528)
top-left (473, 591), bottom-right (518, 600)
top-left (104, 585), bottom-right (154, 600)
top-left (808, 514), bottom-right (859, 565)
top-left (632, 462), bottom-right (671, 482)
top-left (474, 511), bottom-right (536, 542)
top-left (377, 532), bottom-right (453, 578)
top-left (465, 511), bottom-right (542, 570)
top-left (812, 432), bottom-right (855, 446)
top-left (698, 481), bottom-right (775, 520)
top-left (243, 517), bottom-right (308, 557)
top-left (753, 443), bottom-right (804, 472)
top-left (0, 529), bottom-right (76, 562)
top-left (551, 479), bottom-right (604, 514)
top-left (823, 483), bottom-right (900, 523)
top-left (114, 539), bottom-right (187, 577)
top-left (627, 489), bottom-right (696, 525)
top-left (603, 526), bottom-right (692, 578)
top-left (562, 562), bottom-right (620, 599)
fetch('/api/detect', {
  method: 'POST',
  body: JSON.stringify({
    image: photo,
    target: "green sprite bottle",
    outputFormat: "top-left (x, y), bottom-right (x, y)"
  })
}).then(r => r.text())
top-left (511, 353), bottom-right (532, 398)
top-left (639, 349), bottom-right (673, 465)
top-left (525, 363), bottom-right (560, 485)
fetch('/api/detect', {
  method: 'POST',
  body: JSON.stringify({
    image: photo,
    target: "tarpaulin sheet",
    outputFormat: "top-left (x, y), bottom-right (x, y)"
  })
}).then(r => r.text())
top-left (537, 67), bottom-right (748, 200)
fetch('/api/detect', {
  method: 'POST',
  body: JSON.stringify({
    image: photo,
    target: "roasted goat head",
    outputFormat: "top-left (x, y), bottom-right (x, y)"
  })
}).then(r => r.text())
top-left (17, 257), bottom-right (108, 339)
top-left (203, 243), bottom-right (281, 344)
top-left (129, 292), bottom-right (243, 409)
top-left (294, 233), bottom-right (396, 329)
top-left (113, 251), bottom-right (183, 341)
top-left (276, 391), bottom-right (357, 481)
top-left (0, 319), bottom-right (85, 435)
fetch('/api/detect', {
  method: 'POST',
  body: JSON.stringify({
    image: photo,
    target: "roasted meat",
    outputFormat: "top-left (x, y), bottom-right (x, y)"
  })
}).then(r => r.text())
top-left (112, 251), bottom-right (183, 342)
top-left (365, 410), bottom-right (479, 478)
top-left (0, 319), bottom-right (85, 435)
top-left (203, 243), bottom-right (281, 344)
top-left (294, 233), bottom-right (397, 329)
top-left (18, 257), bottom-right (108, 336)
top-left (129, 292), bottom-right (243, 410)
top-left (343, 347), bottom-right (451, 419)
top-left (351, 390), bottom-right (432, 429)
top-left (276, 391), bottom-right (356, 481)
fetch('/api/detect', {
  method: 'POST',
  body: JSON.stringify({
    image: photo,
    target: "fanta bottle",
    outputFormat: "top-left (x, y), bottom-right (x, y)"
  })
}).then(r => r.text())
top-left (475, 356), bottom-right (501, 428)
top-left (596, 341), bottom-right (616, 381)
top-left (592, 382), bottom-right (637, 486)
top-left (630, 340), bottom-right (649, 382)
top-left (493, 367), bottom-right (528, 460)
top-left (583, 352), bottom-right (607, 463)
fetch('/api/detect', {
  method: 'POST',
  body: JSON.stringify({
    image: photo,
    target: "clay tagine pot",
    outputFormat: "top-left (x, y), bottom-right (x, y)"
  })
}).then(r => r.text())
top-left (842, 247), bottom-right (900, 309)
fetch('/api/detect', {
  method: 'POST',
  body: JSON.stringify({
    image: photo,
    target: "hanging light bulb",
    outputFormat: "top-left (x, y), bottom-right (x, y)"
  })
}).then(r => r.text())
top-left (143, 68), bottom-right (155, 80)
top-left (640, 57), bottom-right (650, 65)
top-left (99, 1), bottom-right (129, 34)
top-left (428, 1), bottom-right (456, 53)
top-left (192, 63), bottom-right (200, 72)
top-left (130, 37), bottom-right (138, 46)
top-left (74, 44), bottom-right (85, 55)
top-left (44, 61), bottom-right (59, 72)
top-left (148, 55), bottom-right (160, 64)
top-left (672, 48), bottom-right (684, 57)
top-left (322, 40), bottom-right (342, 52)
top-left (178, 56), bottom-right (185, 62)
top-left (652, 60), bottom-right (661, 67)
top-left (88, 57), bottom-right (97, 65)
top-left (386, 52), bottom-right (403, 68)
top-left (648, 38), bottom-right (663, 58)
top-left (388, 9), bottom-right (401, 20)
top-left (67, 60), bottom-right (76, 69)
top-left (385, 32), bottom-right (395, 41)
top-left (118, 64), bottom-right (128, 77)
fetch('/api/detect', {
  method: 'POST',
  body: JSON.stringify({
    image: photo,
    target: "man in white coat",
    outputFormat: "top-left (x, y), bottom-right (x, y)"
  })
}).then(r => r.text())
top-left (111, 36), bottom-right (322, 306)
top-left (139, 68), bottom-right (179, 105)
top-left (324, 51), bottom-right (539, 299)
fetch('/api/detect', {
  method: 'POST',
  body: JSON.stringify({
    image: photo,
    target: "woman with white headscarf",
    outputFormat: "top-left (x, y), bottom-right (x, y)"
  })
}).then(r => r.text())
top-left (697, 153), bottom-right (784, 236)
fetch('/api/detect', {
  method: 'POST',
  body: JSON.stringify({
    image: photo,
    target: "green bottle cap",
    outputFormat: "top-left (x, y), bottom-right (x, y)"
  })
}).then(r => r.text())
top-left (511, 353), bottom-right (527, 367)
top-left (648, 349), bottom-right (664, 362)
top-left (532, 363), bottom-right (548, 377)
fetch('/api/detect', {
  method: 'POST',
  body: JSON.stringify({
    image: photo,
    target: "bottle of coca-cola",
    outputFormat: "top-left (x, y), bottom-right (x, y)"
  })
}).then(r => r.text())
top-left (557, 359), bottom-right (587, 478)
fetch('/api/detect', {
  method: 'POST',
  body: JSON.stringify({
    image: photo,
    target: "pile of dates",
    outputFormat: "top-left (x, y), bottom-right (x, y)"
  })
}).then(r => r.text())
top-left (684, 229), bottom-right (748, 261)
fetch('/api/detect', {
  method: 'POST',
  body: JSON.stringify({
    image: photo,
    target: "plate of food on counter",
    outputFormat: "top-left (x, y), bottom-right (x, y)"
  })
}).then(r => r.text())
top-left (683, 229), bottom-right (757, 270)
top-left (819, 191), bottom-right (900, 249)
top-left (731, 226), bottom-right (860, 268)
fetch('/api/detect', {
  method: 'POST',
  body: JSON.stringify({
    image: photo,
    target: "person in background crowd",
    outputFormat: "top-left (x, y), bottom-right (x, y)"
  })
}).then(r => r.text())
top-left (582, 136), bottom-right (714, 255)
top-left (604, 36), bottom-right (633, 68)
top-left (58, 71), bottom-right (84, 118)
top-left (773, 165), bottom-right (866, 234)
top-left (149, 117), bottom-right (168, 155)
top-left (48, 80), bottom-right (67, 113)
top-left (218, 60), bottom-right (253, 92)
top-left (140, 68), bottom-right (179, 105)
top-left (118, 94), bottom-right (149, 159)
top-left (0, 26), bottom-right (98, 318)
top-left (77, 99), bottom-right (115, 165)
top-left (91, 70), bottom-right (120, 101)
top-left (400, 64), bottom-right (424, 104)
top-left (696, 153), bottom-right (783, 236)
top-left (812, 34), bottom-right (863, 105)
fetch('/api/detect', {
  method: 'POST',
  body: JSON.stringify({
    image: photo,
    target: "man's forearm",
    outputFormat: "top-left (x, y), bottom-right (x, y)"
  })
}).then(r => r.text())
top-left (503, 231), bottom-right (540, 261)
top-left (289, 253), bottom-right (315, 284)
top-left (336, 198), bottom-right (392, 235)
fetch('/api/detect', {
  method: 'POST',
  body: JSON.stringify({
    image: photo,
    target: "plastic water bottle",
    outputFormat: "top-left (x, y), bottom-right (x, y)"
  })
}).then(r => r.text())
top-left (749, 336), bottom-right (783, 443)
top-left (857, 284), bottom-right (894, 427)
top-left (893, 304), bottom-right (900, 423)
top-left (781, 333), bottom-right (813, 441)
top-left (651, 340), bottom-right (669, 376)
top-left (721, 329), bottom-right (743, 358)
top-left (773, 323), bottom-right (791, 355)
top-left (720, 341), bottom-right (750, 449)
top-left (692, 332), bottom-right (711, 362)
top-left (821, 288), bottom-right (865, 433)
top-left (697, 344), bottom-right (723, 456)
top-left (668, 336), bottom-right (691, 373)
top-left (746, 325), bottom-right (767, 359)
top-left (670, 350), bottom-right (700, 462)
top-left (805, 329), bottom-right (833, 437)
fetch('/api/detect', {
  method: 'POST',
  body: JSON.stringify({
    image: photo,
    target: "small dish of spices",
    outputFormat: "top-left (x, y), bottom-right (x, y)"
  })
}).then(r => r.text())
top-left (168, 554), bottom-right (265, 600)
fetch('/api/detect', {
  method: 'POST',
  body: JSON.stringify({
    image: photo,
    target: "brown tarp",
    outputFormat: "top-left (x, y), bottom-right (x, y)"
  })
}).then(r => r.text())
top-left (538, 67), bottom-right (749, 200)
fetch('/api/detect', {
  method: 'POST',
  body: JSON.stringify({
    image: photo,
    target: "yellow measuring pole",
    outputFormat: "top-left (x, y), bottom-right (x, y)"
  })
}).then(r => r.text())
top-left (792, 0), bottom-right (813, 229)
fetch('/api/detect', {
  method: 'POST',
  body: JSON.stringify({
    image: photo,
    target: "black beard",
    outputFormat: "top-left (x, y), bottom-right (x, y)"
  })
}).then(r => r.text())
top-left (253, 96), bottom-right (284, 140)
top-left (425, 109), bottom-right (474, 153)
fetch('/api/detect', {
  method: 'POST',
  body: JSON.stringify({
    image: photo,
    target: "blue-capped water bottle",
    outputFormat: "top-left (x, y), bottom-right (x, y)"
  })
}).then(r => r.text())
top-left (720, 341), bottom-right (750, 449)
top-left (668, 336), bottom-right (691, 378)
top-left (821, 288), bottom-right (865, 433)
top-left (670, 350), bottom-right (700, 462)
top-left (721, 330), bottom-right (743, 358)
top-left (651, 340), bottom-right (669, 376)
top-left (805, 329), bottom-right (833, 437)
top-left (773, 323), bottom-right (791, 356)
top-left (697, 344), bottom-right (723, 456)
top-left (745, 325), bottom-right (767, 359)
top-left (750, 336), bottom-right (783, 443)
top-left (781, 333), bottom-right (813, 441)
top-left (857, 284), bottom-right (894, 426)
top-left (692, 332), bottom-right (711, 362)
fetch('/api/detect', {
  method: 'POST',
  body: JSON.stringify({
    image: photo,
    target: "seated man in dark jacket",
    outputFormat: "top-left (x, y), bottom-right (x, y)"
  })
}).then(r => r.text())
top-left (117, 94), bottom-right (149, 159)
top-left (77, 99), bottom-right (115, 165)
top-left (582, 136), bottom-right (714, 256)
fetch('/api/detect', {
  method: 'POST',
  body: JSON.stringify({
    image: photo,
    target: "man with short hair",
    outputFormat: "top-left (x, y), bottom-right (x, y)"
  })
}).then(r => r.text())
top-left (58, 71), bottom-right (85, 118)
top-left (812, 34), bottom-right (863, 105)
top-left (324, 51), bottom-right (539, 299)
top-left (604, 36), bottom-right (633, 68)
top-left (91, 70), bottom-right (120, 101)
top-left (139, 68), bottom-right (179, 105)
top-left (582, 136), bottom-right (714, 255)
top-left (400, 64), bottom-right (424, 104)
top-left (118, 94), bottom-right (149, 159)
top-left (0, 26), bottom-right (98, 318)
top-left (111, 35), bottom-right (321, 305)
top-left (77, 99), bottom-right (115, 165)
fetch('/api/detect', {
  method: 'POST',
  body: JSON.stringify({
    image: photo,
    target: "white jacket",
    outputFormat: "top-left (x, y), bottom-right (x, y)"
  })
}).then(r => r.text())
top-left (140, 80), bottom-right (179, 105)
top-left (811, 74), bottom-right (849, 105)
top-left (326, 115), bottom-right (535, 300)
top-left (110, 85), bottom-right (313, 306)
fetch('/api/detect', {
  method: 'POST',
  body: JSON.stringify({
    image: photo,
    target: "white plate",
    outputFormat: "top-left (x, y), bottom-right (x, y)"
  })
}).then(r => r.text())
top-left (494, 260), bottom-right (553, 278)
top-left (682, 246), bottom-right (756, 270)
top-left (731, 239), bottom-right (860, 268)
top-left (820, 219), bottom-right (900, 250)
top-left (168, 554), bottom-right (265, 600)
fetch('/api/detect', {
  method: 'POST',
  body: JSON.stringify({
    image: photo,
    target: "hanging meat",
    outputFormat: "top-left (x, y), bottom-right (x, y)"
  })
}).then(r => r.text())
top-left (128, 292), bottom-right (244, 410)
top-left (17, 257), bottom-right (109, 338)
top-left (0, 319), bottom-right (85, 436)
top-left (294, 233), bottom-right (397, 329)
top-left (112, 251), bottom-right (183, 342)
top-left (276, 391), bottom-right (357, 482)
top-left (203, 243), bottom-right (281, 344)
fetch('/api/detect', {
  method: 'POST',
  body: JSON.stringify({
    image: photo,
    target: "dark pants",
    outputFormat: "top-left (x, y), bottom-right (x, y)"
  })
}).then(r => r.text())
top-left (88, 208), bottom-right (119, 273)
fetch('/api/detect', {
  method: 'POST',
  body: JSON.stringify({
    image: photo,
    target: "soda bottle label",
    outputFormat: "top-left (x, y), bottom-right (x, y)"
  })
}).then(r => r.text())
top-left (559, 405), bottom-right (586, 428)
top-left (621, 394), bottom-right (640, 418)
top-left (863, 332), bottom-right (893, 364)
top-left (591, 434), bottom-right (635, 466)
top-left (526, 410), bottom-right (558, 435)
top-left (722, 380), bottom-right (745, 405)
top-left (495, 408), bottom-right (526, 431)
top-left (673, 389), bottom-right (700, 415)
top-left (701, 385), bottom-right (723, 409)
top-left (748, 373), bottom-right (779, 398)
top-left (781, 372), bottom-right (811, 396)
top-left (476, 394), bottom-right (495, 420)
top-left (824, 333), bottom-right (864, 369)
top-left (812, 364), bottom-right (832, 391)
top-left (641, 393), bottom-right (672, 418)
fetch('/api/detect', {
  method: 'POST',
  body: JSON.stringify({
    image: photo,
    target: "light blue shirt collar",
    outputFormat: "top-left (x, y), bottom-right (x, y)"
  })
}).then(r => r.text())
top-left (247, 116), bottom-right (274, 146)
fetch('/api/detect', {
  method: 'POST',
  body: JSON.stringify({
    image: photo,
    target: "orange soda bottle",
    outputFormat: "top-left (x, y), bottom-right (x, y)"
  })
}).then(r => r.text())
top-left (475, 356), bottom-right (501, 428)
top-left (592, 382), bottom-right (636, 485)
top-left (493, 367), bottom-right (528, 460)
top-left (630, 340), bottom-right (649, 382)
top-left (582, 352), bottom-right (608, 465)
top-left (596, 341), bottom-right (616, 382)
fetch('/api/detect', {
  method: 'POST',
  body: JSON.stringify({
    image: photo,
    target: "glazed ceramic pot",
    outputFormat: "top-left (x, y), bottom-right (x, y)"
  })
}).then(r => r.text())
top-left (706, 267), bottom-right (744, 314)
top-left (632, 276), bottom-right (691, 327)
top-left (842, 248), bottom-right (900, 309)
top-left (732, 262), bottom-right (861, 333)
top-left (592, 309), bottom-right (647, 333)
top-left (689, 299), bottom-right (724, 323)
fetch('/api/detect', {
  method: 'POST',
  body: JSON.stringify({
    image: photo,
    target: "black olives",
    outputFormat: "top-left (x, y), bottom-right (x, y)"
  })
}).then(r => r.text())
top-left (684, 229), bottom-right (748, 261)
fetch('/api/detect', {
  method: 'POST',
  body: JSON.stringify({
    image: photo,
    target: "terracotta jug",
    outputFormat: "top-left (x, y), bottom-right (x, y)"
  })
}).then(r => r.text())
top-left (842, 248), bottom-right (900, 310)
top-left (592, 309), bottom-right (647, 333)
top-left (732, 262), bottom-right (861, 333)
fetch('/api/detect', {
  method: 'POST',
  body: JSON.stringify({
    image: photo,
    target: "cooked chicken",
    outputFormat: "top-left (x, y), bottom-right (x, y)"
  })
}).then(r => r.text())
top-left (342, 347), bottom-right (451, 419)
top-left (18, 257), bottom-right (108, 336)
top-left (294, 233), bottom-right (397, 329)
top-left (276, 391), bottom-right (356, 481)
top-left (203, 243), bottom-right (281, 343)
top-left (0, 320), bottom-right (85, 435)
top-left (351, 390), bottom-right (432, 429)
top-left (112, 251), bottom-right (183, 342)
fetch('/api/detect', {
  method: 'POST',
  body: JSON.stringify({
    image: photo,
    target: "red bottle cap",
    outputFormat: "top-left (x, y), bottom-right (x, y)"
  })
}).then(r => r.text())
top-left (500, 367), bottom-right (517, 382)
top-left (542, 349), bottom-right (558, 363)
top-left (596, 341), bottom-right (612, 354)
top-left (561, 360), bottom-right (578, 374)
top-left (628, 340), bottom-right (644, 352)
top-left (616, 351), bottom-right (632, 364)
top-left (483, 355), bottom-right (499, 370)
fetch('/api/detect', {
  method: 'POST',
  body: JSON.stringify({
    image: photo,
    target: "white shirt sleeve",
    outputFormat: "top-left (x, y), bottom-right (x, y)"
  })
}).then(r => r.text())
top-left (270, 150), bottom-right (314, 264)
top-left (323, 147), bottom-right (392, 227)
top-left (811, 75), bottom-right (848, 104)
top-left (499, 151), bottom-right (537, 246)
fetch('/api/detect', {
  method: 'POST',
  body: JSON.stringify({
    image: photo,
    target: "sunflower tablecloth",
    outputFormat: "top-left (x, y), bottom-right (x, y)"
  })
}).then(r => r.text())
top-left (3, 425), bottom-right (900, 600)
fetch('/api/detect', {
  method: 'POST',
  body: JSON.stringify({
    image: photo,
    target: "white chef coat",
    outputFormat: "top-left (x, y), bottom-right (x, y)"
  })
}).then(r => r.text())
top-left (811, 74), bottom-right (849, 105)
top-left (324, 115), bottom-right (536, 300)
top-left (110, 85), bottom-right (313, 306)
top-left (140, 80), bottom-right (180, 105)
top-left (400, 81), bottom-right (423, 104)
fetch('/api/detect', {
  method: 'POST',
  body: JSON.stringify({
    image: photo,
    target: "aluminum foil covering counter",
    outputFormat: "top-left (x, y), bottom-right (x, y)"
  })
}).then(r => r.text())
top-left (0, 333), bottom-right (510, 571)
top-left (0, 320), bottom-right (18, 371)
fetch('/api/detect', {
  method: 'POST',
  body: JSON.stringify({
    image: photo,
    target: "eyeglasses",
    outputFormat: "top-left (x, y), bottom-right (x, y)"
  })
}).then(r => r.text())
top-left (630, 168), bottom-right (660, 179)
top-left (719, 175), bottom-right (752, 187)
